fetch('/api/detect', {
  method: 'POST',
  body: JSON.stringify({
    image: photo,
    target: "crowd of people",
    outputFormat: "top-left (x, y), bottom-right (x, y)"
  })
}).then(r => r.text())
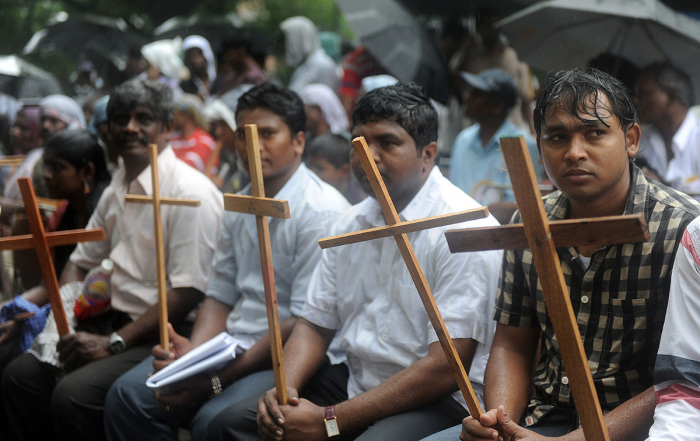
top-left (0, 8), bottom-right (698, 441)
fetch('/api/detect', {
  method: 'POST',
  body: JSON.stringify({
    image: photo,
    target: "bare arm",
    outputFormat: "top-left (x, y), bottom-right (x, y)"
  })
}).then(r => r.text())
top-left (189, 297), bottom-right (232, 347)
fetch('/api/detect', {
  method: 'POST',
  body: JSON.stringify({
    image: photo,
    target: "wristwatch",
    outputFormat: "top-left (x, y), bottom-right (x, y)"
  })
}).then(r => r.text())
top-left (324, 405), bottom-right (340, 439)
top-left (108, 332), bottom-right (126, 354)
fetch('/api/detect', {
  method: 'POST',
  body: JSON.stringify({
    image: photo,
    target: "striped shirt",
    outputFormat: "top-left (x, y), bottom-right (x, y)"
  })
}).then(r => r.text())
top-left (494, 164), bottom-right (700, 426)
top-left (648, 217), bottom-right (700, 440)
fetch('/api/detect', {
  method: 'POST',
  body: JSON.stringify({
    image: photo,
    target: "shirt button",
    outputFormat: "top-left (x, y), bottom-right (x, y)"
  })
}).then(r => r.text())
top-left (581, 295), bottom-right (590, 304)
top-left (562, 376), bottom-right (569, 385)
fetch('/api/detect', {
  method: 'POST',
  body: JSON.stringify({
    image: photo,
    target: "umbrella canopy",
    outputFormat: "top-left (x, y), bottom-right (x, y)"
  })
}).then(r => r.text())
top-left (23, 13), bottom-right (149, 76)
top-left (497, 0), bottom-right (700, 103)
top-left (336, 0), bottom-right (450, 104)
top-left (153, 12), bottom-right (244, 55)
top-left (0, 55), bottom-right (63, 99)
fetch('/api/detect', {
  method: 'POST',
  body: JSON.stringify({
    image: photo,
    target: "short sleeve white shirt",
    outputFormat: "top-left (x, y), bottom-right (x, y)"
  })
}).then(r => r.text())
top-left (206, 163), bottom-right (350, 350)
top-left (70, 146), bottom-right (224, 319)
top-left (302, 166), bottom-right (503, 406)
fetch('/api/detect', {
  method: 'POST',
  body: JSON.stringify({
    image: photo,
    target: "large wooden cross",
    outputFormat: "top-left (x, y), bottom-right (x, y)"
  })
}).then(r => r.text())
top-left (124, 144), bottom-right (200, 351)
top-left (444, 136), bottom-right (650, 441)
top-left (0, 177), bottom-right (106, 336)
top-left (318, 136), bottom-right (492, 418)
top-left (222, 124), bottom-right (291, 404)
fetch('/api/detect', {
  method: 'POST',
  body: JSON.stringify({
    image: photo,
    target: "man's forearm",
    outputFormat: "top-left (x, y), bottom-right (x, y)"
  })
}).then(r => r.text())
top-left (559, 387), bottom-right (655, 441)
top-left (335, 340), bottom-right (476, 434)
top-left (282, 318), bottom-right (335, 391)
top-left (117, 287), bottom-right (203, 349)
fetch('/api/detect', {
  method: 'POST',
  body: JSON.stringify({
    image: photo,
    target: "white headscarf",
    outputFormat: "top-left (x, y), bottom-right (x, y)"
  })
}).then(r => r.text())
top-left (300, 83), bottom-right (349, 134)
top-left (280, 16), bottom-right (321, 67)
top-left (141, 38), bottom-right (189, 80)
top-left (39, 94), bottom-right (86, 129)
top-left (182, 35), bottom-right (217, 83)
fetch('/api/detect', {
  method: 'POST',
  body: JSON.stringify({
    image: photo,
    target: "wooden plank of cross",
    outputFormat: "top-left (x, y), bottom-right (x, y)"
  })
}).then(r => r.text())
top-left (124, 144), bottom-right (200, 351)
top-left (445, 136), bottom-right (650, 441)
top-left (0, 178), bottom-right (107, 336)
top-left (222, 124), bottom-right (291, 405)
top-left (318, 136), bottom-right (490, 418)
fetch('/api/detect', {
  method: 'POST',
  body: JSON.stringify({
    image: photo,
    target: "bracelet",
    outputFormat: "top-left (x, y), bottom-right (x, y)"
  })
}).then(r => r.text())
top-left (210, 375), bottom-right (223, 396)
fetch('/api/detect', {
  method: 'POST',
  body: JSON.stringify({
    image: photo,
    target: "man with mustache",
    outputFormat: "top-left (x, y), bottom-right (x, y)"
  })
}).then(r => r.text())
top-left (1, 78), bottom-right (224, 441)
top-left (212, 82), bottom-right (503, 441)
top-left (424, 68), bottom-right (700, 441)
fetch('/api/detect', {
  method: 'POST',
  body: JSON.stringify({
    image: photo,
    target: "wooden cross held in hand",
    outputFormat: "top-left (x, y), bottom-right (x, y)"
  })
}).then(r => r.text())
top-left (318, 136), bottom-right (491, 418)
top-left (0, 178), bottom-right (106, 336)
top-left (124, 144), bottom-right (200, 351)
top-left (445, 136), bottom-right (650, 441)
top-left (223, 124), bottom-right (291, 404)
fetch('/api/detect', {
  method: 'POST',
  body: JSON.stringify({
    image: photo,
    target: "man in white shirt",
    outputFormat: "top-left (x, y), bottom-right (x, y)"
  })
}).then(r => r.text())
top-left (216, 83), bottom-right (502, 441)
top-left (104, 82), bottom-right (350, 441)
top-left (1, 78), bottom-right (224, 441)
top-left (635, 62), bottom-right (700, 197)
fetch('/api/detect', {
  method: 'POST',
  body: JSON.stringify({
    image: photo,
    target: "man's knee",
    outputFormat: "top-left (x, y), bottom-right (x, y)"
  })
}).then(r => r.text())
top-left (194, 399), bottom-right (258, 441)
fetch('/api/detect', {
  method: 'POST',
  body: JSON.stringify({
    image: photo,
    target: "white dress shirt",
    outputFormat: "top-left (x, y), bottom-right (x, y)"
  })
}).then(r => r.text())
top-left (70, 146), bottom-right (224, 319)
top-left (302, 166), bottom-right (503, 407)
top-left (206, 163), bottom-right (350, 350)
top-left (639, 111), bottom-right (700, 197)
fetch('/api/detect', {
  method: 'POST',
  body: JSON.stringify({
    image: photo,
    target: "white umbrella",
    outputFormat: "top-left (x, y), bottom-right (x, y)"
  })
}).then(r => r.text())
top-left (0, 55), bottom-right (63, 99)
top-left (497, 0), bottom-right (700, 103)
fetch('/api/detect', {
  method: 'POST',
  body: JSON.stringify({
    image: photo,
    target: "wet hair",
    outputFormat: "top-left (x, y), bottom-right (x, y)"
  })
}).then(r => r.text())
top-left (534, 67), bottom-right (637, 138)
top-left (235, 82), bottom-right (306, 135)
top-left (307, 133), bottom-right (351, 168)
top-left (640, 61), bottom-right (694, 108)
top-left (106, 78), bottom-right (173, 126)
top-left (44, 129), bottom-right (111, 215)
top-left (352, 82), bottom-right (438, 152)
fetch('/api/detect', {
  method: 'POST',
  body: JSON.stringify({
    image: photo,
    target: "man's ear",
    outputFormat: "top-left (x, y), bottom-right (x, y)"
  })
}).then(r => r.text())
top-left (161, 119), bottom-right (174, 143)
top-left (625, 123), bottom-right (641, 158)
top-left (340, 162), bottom-right (351, 179)
top-left (80, 162), bottom-right (96, 186)
top-left (292, 130), bottom-right (306, 156)
top-left (421, 141), bottom-right (438, 171)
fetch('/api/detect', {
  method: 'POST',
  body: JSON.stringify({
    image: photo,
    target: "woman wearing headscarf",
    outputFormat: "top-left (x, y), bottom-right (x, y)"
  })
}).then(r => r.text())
top-left (300, 83), bottom-right (349, 139)
top-left (140, 38), bottom-right (189, 97)
top-left (280, 16), bottom-right (339, 94)
top-left (180, 35), bottom-right (217, 103)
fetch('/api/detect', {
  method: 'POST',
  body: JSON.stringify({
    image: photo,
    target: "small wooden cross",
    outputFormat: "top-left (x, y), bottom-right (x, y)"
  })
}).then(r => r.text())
top-left (319, 136), bottom-right (491, 418)
top-left (124, 144), bottom-right (200, 351)
top-left (222, 124), bottom-right (291, 404)
top-left (445, 136), bottom-right (650, 441)
top-left (0, 178), bottom-right (106, 336)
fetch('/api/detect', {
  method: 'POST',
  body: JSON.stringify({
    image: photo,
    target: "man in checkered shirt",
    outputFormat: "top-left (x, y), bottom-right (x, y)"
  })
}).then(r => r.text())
top-left (426, 68), bottom-right (700, 441)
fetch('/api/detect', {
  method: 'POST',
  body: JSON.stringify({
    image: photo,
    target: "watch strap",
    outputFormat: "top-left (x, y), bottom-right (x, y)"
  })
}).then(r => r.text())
top-left (324, 405), bottom-right (340, 438)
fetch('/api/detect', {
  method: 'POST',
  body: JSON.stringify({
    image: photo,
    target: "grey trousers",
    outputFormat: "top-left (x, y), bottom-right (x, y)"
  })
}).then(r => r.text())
top-left (206, 362), bottom-right (468, 441)
top-left (104, 355), bottom-right (276, 441)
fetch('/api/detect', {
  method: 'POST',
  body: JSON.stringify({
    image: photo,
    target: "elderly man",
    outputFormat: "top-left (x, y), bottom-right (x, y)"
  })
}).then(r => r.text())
top-left (1, 78), bottom-right (223, 441)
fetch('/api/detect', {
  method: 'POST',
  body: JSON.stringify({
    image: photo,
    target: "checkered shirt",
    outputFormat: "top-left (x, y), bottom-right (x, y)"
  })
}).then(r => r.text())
top-left (494, 164), bottom-right (700, 426)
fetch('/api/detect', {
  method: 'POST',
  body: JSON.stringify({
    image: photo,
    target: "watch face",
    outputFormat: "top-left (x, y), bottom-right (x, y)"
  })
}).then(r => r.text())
top-left (109, 334), bottom-right (126, 353)
top-left (325, 419), bottom-right (340, 437)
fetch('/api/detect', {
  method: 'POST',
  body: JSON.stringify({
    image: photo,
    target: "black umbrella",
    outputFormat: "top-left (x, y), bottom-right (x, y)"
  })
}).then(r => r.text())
top-left (23, 14), bottom-right (149, 76)
top-left (153, 12), bottom-right (245, 55)
top-left (336, 0), bottom-right (450, 104)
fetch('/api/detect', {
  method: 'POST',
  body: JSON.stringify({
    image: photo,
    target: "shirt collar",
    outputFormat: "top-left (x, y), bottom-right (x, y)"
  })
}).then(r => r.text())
top-left (134, 146), bottom-right (176, 196)
top-left (356, 166), bottom-right (442, 228)
top-left (672, 110), bottom-right (698, 154)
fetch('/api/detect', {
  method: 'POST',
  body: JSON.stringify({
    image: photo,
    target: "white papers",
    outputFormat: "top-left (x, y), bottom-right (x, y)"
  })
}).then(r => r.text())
top-left (146, 332), bottom-right (239, 391)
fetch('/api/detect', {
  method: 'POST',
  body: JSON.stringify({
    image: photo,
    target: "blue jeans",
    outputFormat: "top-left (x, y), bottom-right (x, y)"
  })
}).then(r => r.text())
top-left (104, 355), bottom-right (275, 441)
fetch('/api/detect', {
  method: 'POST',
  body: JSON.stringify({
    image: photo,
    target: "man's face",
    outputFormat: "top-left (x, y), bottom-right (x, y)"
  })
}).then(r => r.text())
top-left (537, 93), bottom-right (639, 207)
top-left (184, 48), bottom-right (207, 76)
top-left (235, 108), bottom-right (304, 186)
top-left (634, 71), bottom-right (669, 126)
top-left (463, 87), bottom-right (503, 121)
top-left (351, 118), bottom-right (435, 211)
top-left (40, 114), bottom-right (68, 143)
top-left (109, 105), bottom-right (170, 165)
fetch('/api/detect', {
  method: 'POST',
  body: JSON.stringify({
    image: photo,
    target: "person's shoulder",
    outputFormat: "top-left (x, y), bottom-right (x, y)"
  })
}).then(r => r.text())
top-left (647, 178), bottom-right (700, 218)
top-left (293, 166), bottom-right (350, 214)
top-left (427, 172), bottom-right (500, 226)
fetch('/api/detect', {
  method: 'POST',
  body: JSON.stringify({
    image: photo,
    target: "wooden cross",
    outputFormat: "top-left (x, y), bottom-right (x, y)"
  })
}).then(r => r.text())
top-left (318, 136), bottom-right (491, 418)
top-left (445, 136), bottom-right (650, 441)
top-left (0, 177), bottom-right (106, 336)
top-left (222, 124), bottom-right (291, 404)
top-left (0, 155), bottom-right (25, 167)
top-left (124, 144), bottom-right (200, 351)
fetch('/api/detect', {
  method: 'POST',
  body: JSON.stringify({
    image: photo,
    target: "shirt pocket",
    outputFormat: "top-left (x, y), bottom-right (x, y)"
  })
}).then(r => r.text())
top-left (602, 297), bottom-right (657, 369)
top-left (379, 280), bottom-right (429, 359)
